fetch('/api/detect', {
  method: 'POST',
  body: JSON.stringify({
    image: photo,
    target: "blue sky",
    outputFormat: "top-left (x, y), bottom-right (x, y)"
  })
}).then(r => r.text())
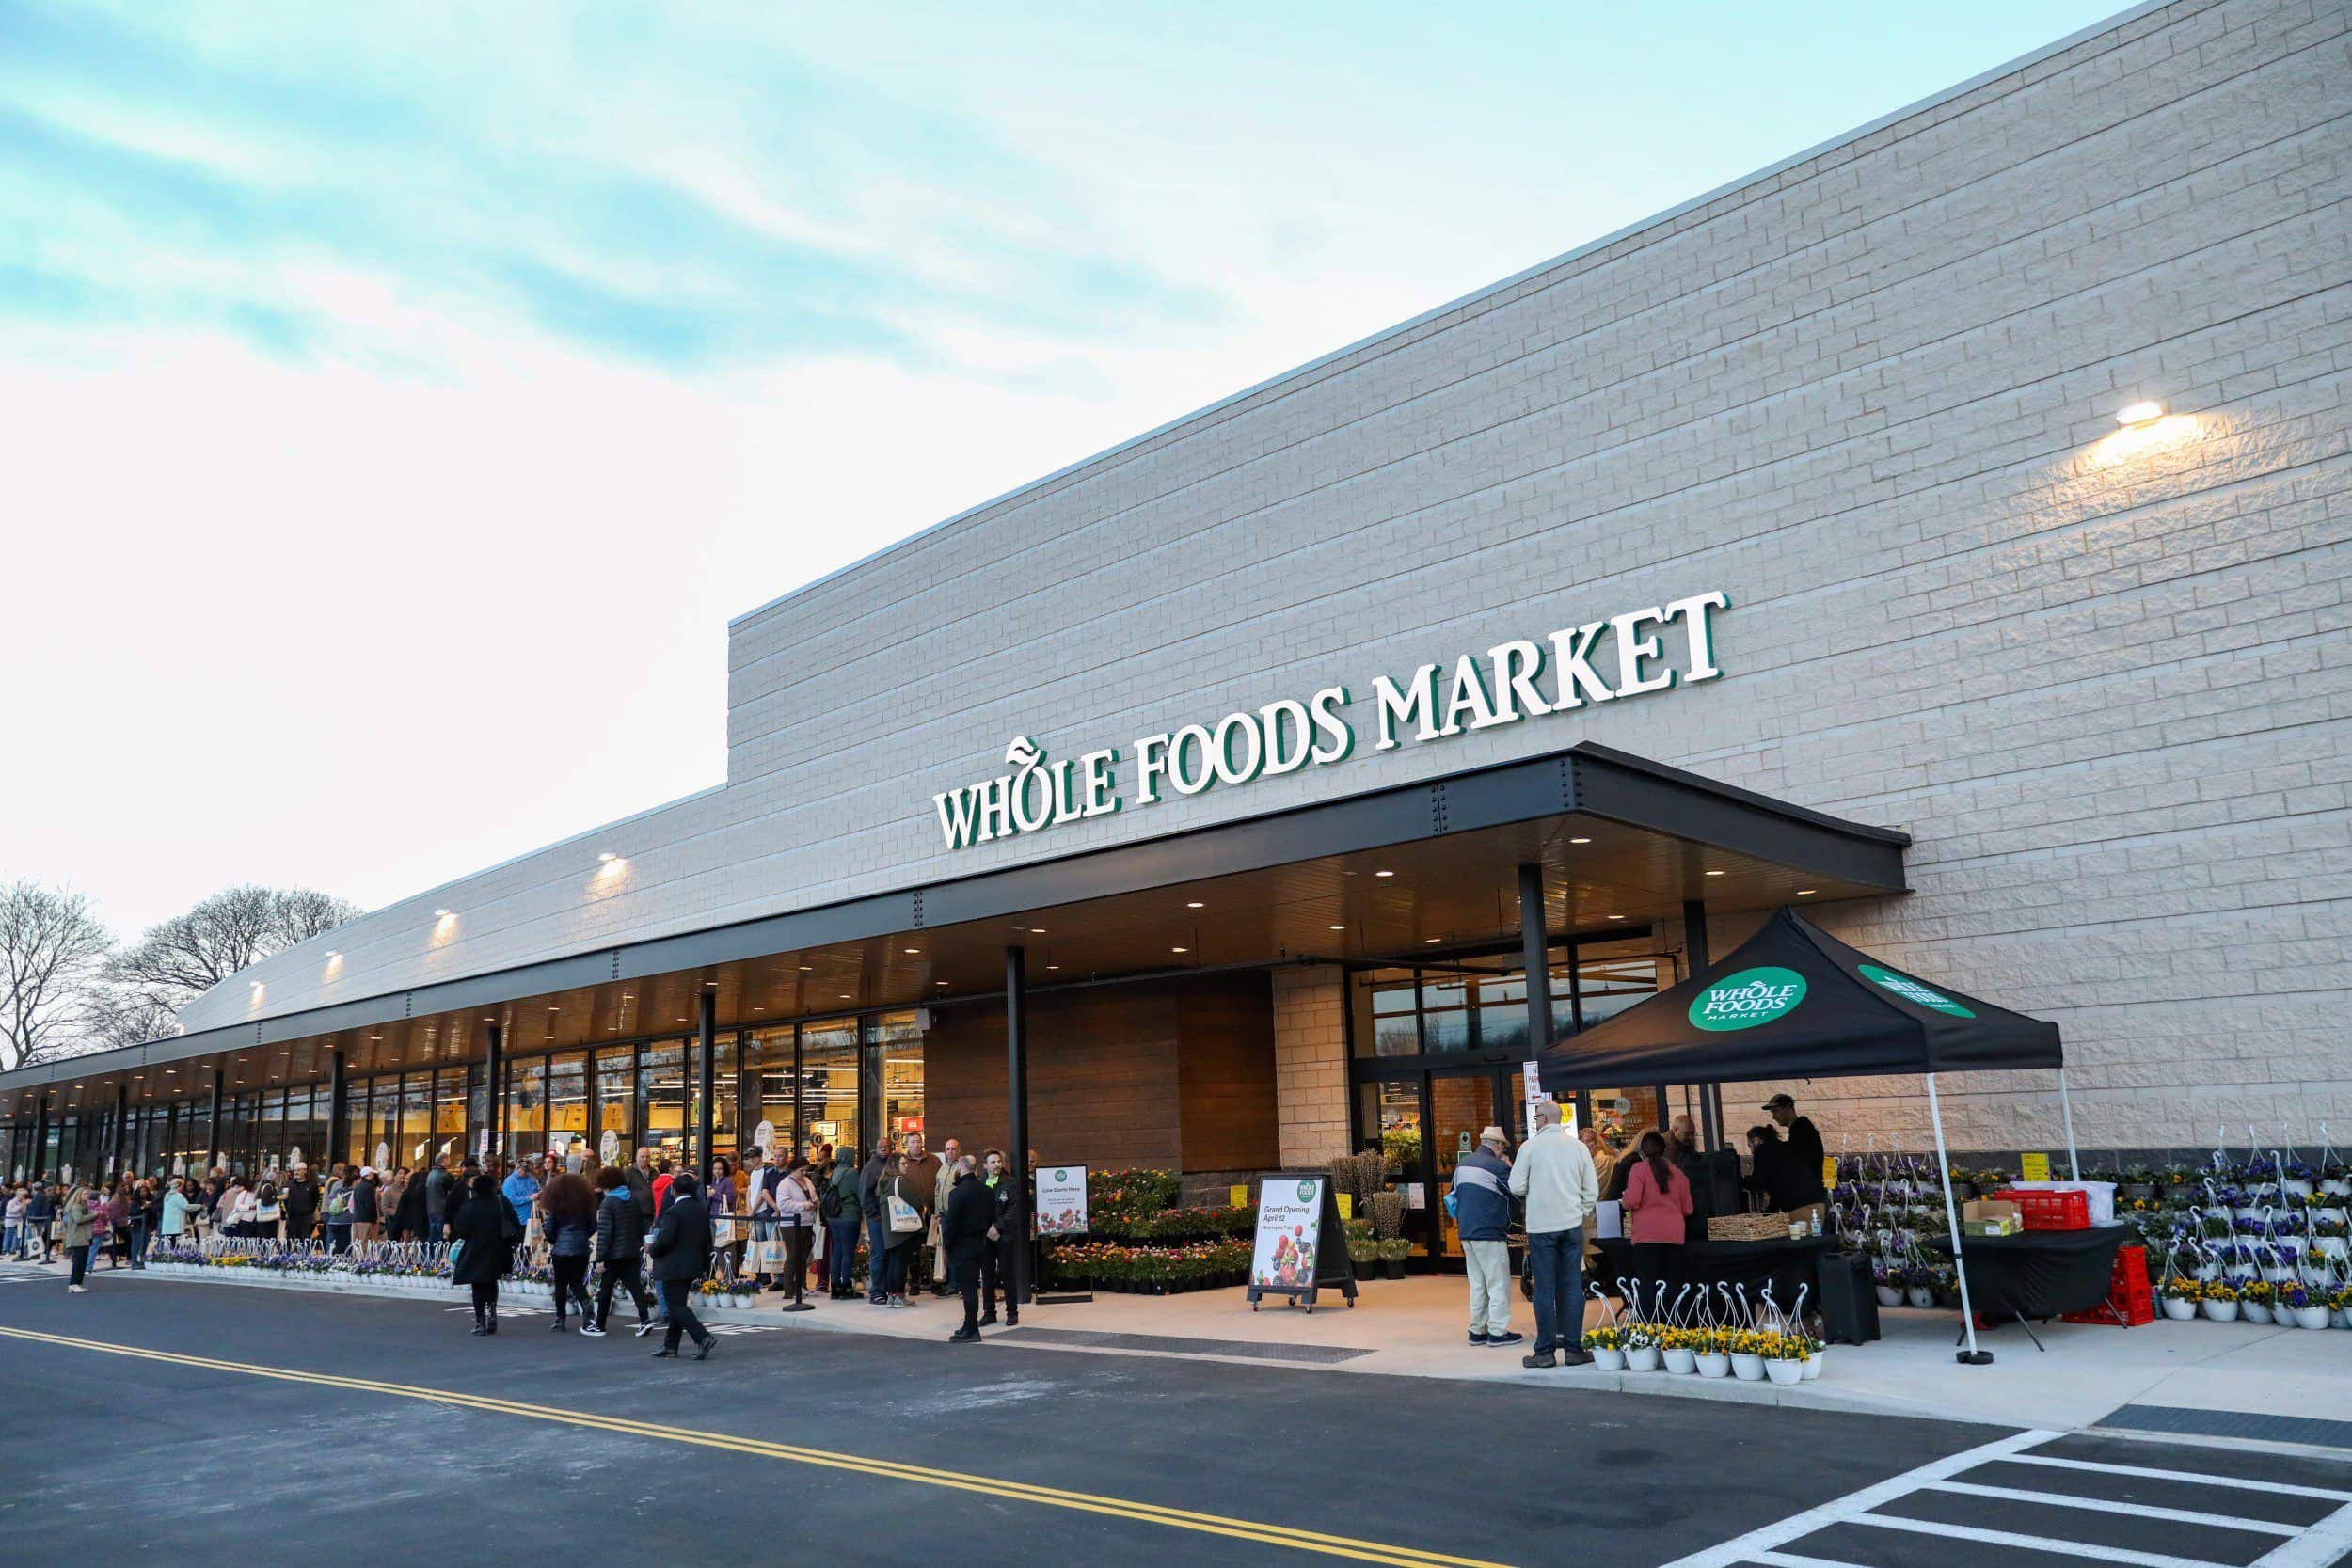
top-left (0, 0), bottom-right (2123, 937)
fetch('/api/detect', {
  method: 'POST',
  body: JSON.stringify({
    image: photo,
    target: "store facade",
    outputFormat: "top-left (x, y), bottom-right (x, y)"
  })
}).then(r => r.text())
top-left (3, 0), bottom-right (2345, 1249)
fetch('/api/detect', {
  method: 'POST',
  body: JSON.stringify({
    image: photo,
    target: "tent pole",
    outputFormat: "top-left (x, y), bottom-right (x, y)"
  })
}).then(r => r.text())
top-left (1928, 1074), bottom-right (1992, 1365)
top-left (2058, 1068), bottom-right (2081, 1180)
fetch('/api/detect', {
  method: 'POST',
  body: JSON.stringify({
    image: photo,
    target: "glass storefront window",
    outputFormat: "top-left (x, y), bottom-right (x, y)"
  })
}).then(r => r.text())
top-left (874, 1011), bottom-right (924, 1150)
top-left (1363, 971), bottom-right (1419, 1056)
top-left (344, 1081), bottom-right (373, 1171)
top-left (401, 1074), bottom-right (434, 1168)
top-left (506, 1058), bottom-right (547, 1156)
top-left (434, 1072), bottom-right (469, 1167)
top-left (639, 1042), bottom-right (688, 1164)
top-left (544, 1053), bottom-right (588, 1162)
top-left (746, 1026), bottom-right (796, 1159)
top-left (596, 1046), bottom-right (635, 1164)
top-left (801, 1018), bottom-right (858, 1163)
top-left (259, 1089), bottom-right (286, 1175)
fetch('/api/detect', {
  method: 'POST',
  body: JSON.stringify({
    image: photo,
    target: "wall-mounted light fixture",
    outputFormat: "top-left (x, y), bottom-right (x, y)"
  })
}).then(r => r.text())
top-left (2116, 399), bottom-right (2166, 427)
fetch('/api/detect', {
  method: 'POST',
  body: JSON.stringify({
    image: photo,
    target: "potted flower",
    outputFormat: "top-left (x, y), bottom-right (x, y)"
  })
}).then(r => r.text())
top-left (2158, 1276), bottom-right (2201, 1321)
top-left (1797, 1331), bottom-right (1824, 1381)
top-left (1581, 1324), bottom-right (1627, 1371)
top-left (2118, 1167), bottom-right (2159, 1203)
top-left (1727, 1330), bottom-right (1769, 1382)
top-left (2280, 1282), bottom-right (2331, 1331)
top-left (1903, 1266), bottom-right (1937, 1310)
top-left (2332, 1284), bottom-right (2352, 1329)
top-left (1623, 1323), bottom-right (1661, 1372)
top-left (1659, 1326), bottom-right (1698, 1374)
top-left (2239, 1278), bottom-right (2275, 1324)
top-left (1376, 1237), bottom-right (1412, 1281)
top-left (1763, 1332), bottom-right (1805, 1386)
top-left (1872, 1264), bottom-right (1902, 1308)
top-left (1693, 1329), bottom-right (1731, 1378)
top-left (2201, 1280), bottom-right (2241, 1322)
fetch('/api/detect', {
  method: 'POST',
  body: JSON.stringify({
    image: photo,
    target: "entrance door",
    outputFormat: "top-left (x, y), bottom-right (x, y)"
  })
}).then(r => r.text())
top-left (1427, 1067), bottom-right (1508, 1269)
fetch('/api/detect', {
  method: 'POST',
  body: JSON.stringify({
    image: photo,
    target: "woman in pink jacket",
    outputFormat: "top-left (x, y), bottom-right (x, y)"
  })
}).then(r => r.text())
top-left (1619, 1130), bottom-right (1693, 1316)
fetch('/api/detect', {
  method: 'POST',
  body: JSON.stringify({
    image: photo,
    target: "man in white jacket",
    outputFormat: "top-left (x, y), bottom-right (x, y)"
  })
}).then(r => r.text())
top-left (1509, 1101), bottom-right (1599, 1368)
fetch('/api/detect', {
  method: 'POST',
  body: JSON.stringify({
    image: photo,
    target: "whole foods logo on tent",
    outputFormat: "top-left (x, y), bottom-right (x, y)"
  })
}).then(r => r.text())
top-left (1689, 967), bottom-right (1808, 1032)
top-left (1296, 1179), bottom-right (1317, 1203)
top-left (1858, 962), bottom-right (1975, 1018)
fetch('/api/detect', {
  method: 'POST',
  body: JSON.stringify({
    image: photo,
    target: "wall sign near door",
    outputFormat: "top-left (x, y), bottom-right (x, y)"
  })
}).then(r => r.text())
top-left (932, 591), bottom-right (1730, 849)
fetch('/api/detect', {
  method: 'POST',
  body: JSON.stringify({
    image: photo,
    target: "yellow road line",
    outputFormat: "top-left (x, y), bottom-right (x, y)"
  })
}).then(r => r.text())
top-left (0, 1324), bottom-right (1509, 1568)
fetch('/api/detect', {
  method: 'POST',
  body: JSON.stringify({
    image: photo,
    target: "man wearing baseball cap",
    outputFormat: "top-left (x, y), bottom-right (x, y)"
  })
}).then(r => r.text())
top-left (1761, 1094), bottom-right (1827, 1210)
top-left (1451, 1126), bottom-right (1521, 1349)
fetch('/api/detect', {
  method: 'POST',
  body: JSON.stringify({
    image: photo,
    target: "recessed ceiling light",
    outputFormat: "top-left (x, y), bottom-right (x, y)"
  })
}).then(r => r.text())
top-left (1328, 924), bottom-right (1345, 931)
top-left (1186, 901), bottom-right (1204, 909)
top-left (1426, 937), bottom-right (1442, 944)
top-left (839, 993), bottom-right (852, 1000)
top-left (1171, 946), bottom-right (1188, 954)
top-left (1569, 836), bottom-right (1591, 845)
top-left (1797, 889), bottom-right (1817, 895)
top-left (1046, 964), bottom-right (1059, 971)
top-left (903, 947), bottom-right (921, 956)
top-left (1608, 914), bottom-right (1626, 921)
top-left (800, 965), bottom-right (814, 973)
top-left (935, 980), bottom-right (949, 988)
top-left (1375, 869), bottom-right (1394, 878)
top-left (1704, 870), bottom-right (1724, 878)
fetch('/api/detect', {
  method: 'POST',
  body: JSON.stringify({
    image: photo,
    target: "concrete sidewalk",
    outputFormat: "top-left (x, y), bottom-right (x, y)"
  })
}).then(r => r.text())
top-left (40, 1258), bottom-right (2350, 1446)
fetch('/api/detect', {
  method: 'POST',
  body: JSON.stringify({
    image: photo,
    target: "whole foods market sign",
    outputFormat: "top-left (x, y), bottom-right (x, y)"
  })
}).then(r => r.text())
top-left (932, 590), bottom-right (1729, 849)
top-left (1690, 966), bottom-right (1807, 1032)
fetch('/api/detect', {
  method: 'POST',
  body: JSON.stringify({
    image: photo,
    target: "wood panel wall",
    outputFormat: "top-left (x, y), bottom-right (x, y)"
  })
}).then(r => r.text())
top-left (923, 971), bottom-right (1276, 1173)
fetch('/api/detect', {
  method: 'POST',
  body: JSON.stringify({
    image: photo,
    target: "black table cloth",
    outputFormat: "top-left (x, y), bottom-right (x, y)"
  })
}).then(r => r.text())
top-left (1593, 1234), bottom-right (1829, 1311)
top-left (1926, 1225), bottom-right (2128, 1319)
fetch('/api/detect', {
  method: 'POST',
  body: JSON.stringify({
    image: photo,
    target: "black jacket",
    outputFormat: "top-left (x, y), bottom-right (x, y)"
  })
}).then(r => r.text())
top-left (391, 1173), bottom-right (430, 1240)
top-left (596, 1187), bottom-right (646, 1261)
top-left (645, 1193), bottom-right (713, 1284)
top-left (940, 1173), bottom-right (993, 1262)
top-left (1778, 1116), bottom-right (1827, 1207)
top-left (282, 1175), bottom-right (320, 1230)
top-left (624, 1165), bottom-right (654, 1224)
top-left (859, 1155), bottom-right (888, 1220)
top-left (447, 1193), bottom-right (520, 1285)
top-left (990, 1173), bottom-right (1024, 1252)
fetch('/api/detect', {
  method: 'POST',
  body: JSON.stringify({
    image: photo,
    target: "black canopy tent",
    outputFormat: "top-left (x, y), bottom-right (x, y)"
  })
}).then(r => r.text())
top-left (1536, 906), bottom-right (2072, 1364)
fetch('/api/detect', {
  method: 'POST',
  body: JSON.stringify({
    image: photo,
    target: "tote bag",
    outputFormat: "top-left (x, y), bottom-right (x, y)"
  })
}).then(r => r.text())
top-left (887, 1190), bottom-right (922, 1234)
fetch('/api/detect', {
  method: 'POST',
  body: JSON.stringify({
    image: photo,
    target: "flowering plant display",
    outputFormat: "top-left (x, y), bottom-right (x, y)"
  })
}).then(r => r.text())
top-left (2159, 1276), bottom-right (2200, 1301)
top-left (1581, 1325), bottom-right (1624, 1353)
top-left (2201, 1280), bottom-right (2240, 1303)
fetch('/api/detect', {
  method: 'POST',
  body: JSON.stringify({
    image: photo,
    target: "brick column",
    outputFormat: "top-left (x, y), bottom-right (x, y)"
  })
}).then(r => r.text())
top-left (1271, 965), bottom-right (1350, 1166)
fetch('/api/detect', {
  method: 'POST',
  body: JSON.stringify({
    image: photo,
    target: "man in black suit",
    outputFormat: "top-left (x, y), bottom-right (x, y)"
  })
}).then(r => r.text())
top-left (940, 1155), bottom-right (993, 1343)
top-left (645, 1171), bottom-right (716, 1361)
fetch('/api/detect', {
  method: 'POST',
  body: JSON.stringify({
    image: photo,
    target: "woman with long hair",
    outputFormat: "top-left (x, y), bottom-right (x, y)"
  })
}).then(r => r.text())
top-left (540, 1170), bottom-right (599, 1333)
top-left (1618, 1129), bottom-right (1693, 1316)
top-left (448, 1172), bottom-right (522, 1336)
top-left (61, 1181), bottom-right (93, 1292)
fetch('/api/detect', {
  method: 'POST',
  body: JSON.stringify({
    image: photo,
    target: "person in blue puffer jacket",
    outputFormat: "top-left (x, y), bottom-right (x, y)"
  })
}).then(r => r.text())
top-left (1452, 1126), bottom-right (1522, 1348)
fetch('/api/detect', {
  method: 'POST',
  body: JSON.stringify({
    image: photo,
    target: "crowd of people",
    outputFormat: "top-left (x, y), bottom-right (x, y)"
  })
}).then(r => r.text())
top-left (3, 1128), bottom-right (1033, 1354)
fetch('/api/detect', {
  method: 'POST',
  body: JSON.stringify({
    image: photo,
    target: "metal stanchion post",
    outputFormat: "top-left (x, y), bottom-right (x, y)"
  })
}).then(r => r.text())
top-left (779, 1216), bottom-right (814, 1313)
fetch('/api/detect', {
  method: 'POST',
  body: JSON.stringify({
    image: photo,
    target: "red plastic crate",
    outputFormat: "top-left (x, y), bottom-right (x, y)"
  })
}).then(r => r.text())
top-left (1992, 1188), bottom-right (2090, 1230)
top-left (2063, 1289), bottom-right (2153, 1327)
top-left (2110, 1245), bottom-right (2149, 1292)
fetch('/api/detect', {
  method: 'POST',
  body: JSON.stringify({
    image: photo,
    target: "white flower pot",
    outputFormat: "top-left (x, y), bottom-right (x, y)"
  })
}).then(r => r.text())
top-left (1906, 1287), bottom-right (1936, 1308)
top-left (2312, 1237), bottom-right (2347, 1259)
top-left (1625, 1346), bottom-right (1661, 1372)
top-left (1875, 1286), bottom-right (1902, 1307)
top-left (2242, 1302), bottom-right (2274, 1324)
top-left (1801, 1353), bottom-right (1822, 1381)
top-left (2203, 1298), bottom-right (2240, 1322)
top-left (1765, 1357), bottom-right (1804, 1386)
top-left (1662, 1347), bottom-right (1696, 1374)
top-left (2320, 1180), bottom-right (2350, 1198)
top-left (2160, 1297), bottom-right (2198, 1320)
top-left (1730, 1353), bottom-right (1766, 1382)
top-left (1695, 1353), bottom-right (1730, 1378)
top-left (2265, 1267), bottom-right (2296, 1285)
top-left (2285, 1180), bottom-right (2316, 1199)
top-left (2195, 1262), bottom-right (2222, 1281)
top-left (1590, 1346), bottom-right (1626, 1370)
top-left (2293, 1307), bottom-right (2331, 1330)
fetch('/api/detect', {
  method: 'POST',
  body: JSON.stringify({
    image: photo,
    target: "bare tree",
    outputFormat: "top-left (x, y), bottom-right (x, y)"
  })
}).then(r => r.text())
top-left (0, 880), bottom-right (113, 1069)
top-left (106, 884), bottom-right (361, 1016)
top-left (85, 986), bottom-right (184, 1052)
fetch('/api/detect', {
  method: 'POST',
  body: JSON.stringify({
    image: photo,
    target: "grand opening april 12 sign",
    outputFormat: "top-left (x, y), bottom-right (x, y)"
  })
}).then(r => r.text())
top-left (1252, 1176), bottom-right (1326, 1289)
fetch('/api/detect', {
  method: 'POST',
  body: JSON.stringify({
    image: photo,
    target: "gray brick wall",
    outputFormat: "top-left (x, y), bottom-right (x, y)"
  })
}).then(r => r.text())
top-left (188, 0), bottom-right (2352, 1153)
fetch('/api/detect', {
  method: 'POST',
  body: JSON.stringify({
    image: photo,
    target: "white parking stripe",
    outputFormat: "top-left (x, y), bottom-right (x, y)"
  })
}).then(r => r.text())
top-left (1841, 1512), bottom-right (2232, 1568)
top-left (1927, 1478), bottom-right (2297, 1535)
top-left (1653, 1429), bottom-right (2058, 1568)
top-left (2003, 1453), bottom-right (2352, 1503)
top-left (1745, 1553), bottom-right (1883, 1568)
top-left (2249, 1500), bottom-right (2352, 1568)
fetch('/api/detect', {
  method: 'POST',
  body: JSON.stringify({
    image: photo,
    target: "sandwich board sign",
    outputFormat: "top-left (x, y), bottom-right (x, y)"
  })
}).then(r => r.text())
top-left (1036, 1165), bottom-right (1089, 1236)
top-left (1246, 1172), bottom-right (1358, 1313)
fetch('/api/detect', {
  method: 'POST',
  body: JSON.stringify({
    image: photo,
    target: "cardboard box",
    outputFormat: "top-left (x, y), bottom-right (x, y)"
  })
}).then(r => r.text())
top-left (1962, 1199), bottom-right (2021, 1236)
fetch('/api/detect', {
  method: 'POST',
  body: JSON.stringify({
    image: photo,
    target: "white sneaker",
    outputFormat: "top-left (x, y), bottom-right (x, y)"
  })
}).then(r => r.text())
top-left (580, 1323), bottom-right (607, 1338)
top-left (68, 1284), bottom-right (86, 1293)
